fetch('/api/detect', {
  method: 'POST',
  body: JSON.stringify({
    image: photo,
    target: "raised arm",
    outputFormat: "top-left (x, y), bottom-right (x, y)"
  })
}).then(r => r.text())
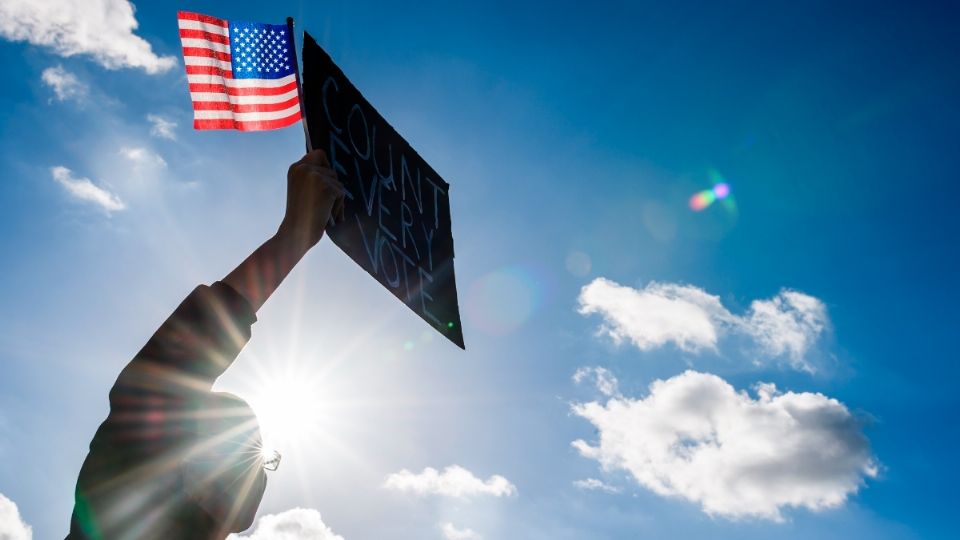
top-left (223, 149), bottom-right (346, 312)
top-left (110, 150), bottom-right (344, 399)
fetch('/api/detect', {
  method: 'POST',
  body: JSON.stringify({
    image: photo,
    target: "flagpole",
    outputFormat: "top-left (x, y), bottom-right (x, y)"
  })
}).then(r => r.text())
top-left (286, 16), bottom-right (313, 152)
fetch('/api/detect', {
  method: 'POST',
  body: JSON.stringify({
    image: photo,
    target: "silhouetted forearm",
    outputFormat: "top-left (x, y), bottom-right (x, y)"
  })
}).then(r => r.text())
top-left (222, 231), bottom-right (313, 313)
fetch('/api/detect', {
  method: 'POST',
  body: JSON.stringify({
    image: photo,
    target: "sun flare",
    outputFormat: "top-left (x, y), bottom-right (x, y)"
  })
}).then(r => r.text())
top-left (245, 370), bottom-right (330, 455)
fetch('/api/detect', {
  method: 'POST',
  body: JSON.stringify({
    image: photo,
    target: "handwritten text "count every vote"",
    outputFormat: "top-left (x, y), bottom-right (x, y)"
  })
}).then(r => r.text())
top-left (320, 76), bottom-right (452, 327)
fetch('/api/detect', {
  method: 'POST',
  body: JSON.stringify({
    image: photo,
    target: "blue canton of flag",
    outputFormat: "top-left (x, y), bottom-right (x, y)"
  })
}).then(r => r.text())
top-left (229, 21), bottom-right (295, 80)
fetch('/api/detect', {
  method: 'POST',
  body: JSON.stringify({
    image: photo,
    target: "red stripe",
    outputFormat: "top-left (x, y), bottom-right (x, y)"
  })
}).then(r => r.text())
top-left (179, 29), bottom-right (230, 45)
top-left (182, 47), bottom-right (231, 62)
top-left (185, 65), bottom-right (233, 78)
top-left (188, 81), bottom-right (297, 96)
top-left (194, 111), bottom-right (302, 132)
top-left (193, 119), bottom-right (235, 129)
top-left (177, 11), bottom-right (228, 27)
top-left (191, 101), bottom-right (232, 111)
top-left (192, 96), bottom-right (301, 113)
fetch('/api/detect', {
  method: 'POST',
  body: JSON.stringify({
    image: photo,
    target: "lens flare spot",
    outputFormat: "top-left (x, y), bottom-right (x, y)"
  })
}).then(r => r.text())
top-left (565, 251), bottom-right (592, 277)
top-left (642, 201), bottom-right (677, 243)
top-left (713, 182), bottom-right (730, 199)
top-left (689, 190), bottom-right (716, 211)
top-left (689, 170), bottom-right (734, 212)
top-left (466, 267), bottom-right (541, 336)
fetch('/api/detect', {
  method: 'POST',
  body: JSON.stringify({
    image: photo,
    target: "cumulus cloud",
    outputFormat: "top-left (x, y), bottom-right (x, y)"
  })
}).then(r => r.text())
top-left (383, 465), bottom-right (516, 498)
top-left (578, 278), bottom-right (829, 371)
top-left (0, 0), bottom-right (176, 73)
top-left (439, 522), bottom-right (482, 540)
top-left (51, 166), bottom-right (125, 213)
top-left (41, 66), bottom-right (87, 102)
top-left (578, 279), bottom-right (731, 353)
top-left (227, 508), bottom-right (343, 540)
top-left (120, 146), bottom-right (167, 168)
top-left (0, 493), bottom-right (32, 540)
top-left (573, 478), bottom-right (620, 493)
top-left (147, 114), bottom-right (177, 140)
top-left (572, 370), bottom-right (877, 521)
top-left (745, 291), bottom-right (828, 363)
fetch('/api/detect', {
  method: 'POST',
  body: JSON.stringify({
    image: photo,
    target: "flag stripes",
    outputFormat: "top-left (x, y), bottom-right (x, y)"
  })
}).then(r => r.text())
top-left (177, 11), bottom-right (302, 131)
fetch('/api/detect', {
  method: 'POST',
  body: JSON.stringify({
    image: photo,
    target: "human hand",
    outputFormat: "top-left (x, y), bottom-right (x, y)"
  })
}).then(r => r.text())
top-left (277, 149), bottom-right (346, 253)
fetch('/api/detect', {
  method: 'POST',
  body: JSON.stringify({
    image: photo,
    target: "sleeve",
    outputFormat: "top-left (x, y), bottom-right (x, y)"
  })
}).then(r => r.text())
top-left (69, 284), bottom-right (258, 537)
top-left (109, 281), bottom-right (257, 404)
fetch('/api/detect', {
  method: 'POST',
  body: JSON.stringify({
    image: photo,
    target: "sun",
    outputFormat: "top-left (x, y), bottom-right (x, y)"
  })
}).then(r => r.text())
top-left (244, 369), bottom-right (331, 457)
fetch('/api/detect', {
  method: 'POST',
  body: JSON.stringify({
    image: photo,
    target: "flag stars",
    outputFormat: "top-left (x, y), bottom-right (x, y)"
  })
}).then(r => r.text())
top-left (228, 23), bottom-right (293, 78)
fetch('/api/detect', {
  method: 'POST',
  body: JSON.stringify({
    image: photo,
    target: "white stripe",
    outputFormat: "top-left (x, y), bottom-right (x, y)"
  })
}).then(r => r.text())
top-left (187, 74), bottom-right (297, 88)
top-left (177, 19), bottom-right (229, 36)
top-left (190, 92), bottom-right (230, 103)
top-left (190, 88), bottom-right (299, 105)
top-left (184, 56), bottom-right (232, 70)
top-left (194, 104), bottom-right (301, 122)
top-left (231, 89), bottom-right (299, 105)
top-left (180, 38), bottom-right (230, 54)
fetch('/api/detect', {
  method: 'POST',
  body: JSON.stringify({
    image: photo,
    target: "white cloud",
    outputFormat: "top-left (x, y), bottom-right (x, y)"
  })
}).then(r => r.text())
top-left (578, 278), bottom-right (830, 371)
top-left (41, 66), bottom-right (87, 102)
top-left (383, 465), bottom-right (516, 498)
top-left (745, 291), bottom-right (828, 364)
top-left (439, 522), bottom-right (481, 540)
top-left (572, 370), bottom-right (877, 521)
top-left (573, 366), bottom-right (619, 397)
top-left (227, 508), bottom-right (343, 540)
top-left (573, 478), bottom-right (620, 493)
top-left (120, 146), bottom-right (167, 168)
top-left (0, 0), bottom-right (176, 73)
top-left (147, 114), bottom-right (177, 140)
top-left (51, 166), bottom-right (125, 213)
top-left (578, 278), bottom-right (730, 353)
top-left (0, 493), bottom-right (32, 540)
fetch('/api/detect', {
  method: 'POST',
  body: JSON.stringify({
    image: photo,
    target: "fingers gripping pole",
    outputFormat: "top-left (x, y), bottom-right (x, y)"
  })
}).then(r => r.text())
top-left (286, 17), bottom-right (313, 153)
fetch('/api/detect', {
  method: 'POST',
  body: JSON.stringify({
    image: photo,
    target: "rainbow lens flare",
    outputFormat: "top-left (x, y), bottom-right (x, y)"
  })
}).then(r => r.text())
top-left (688, 171), bottom-right (732, 212)
top-left (689, 190), bottom-right (716, 211)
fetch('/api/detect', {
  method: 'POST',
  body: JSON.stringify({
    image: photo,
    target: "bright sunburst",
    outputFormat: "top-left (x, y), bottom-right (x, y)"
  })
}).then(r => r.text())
top-left (243, 367), bottom-right (332, 459)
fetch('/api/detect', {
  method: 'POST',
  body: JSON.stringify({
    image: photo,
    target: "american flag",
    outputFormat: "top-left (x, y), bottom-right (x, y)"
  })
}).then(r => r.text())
top-left (177, 11), bottom-right (302, 131)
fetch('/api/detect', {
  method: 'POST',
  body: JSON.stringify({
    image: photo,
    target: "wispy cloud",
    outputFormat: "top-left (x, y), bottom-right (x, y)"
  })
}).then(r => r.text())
top-left (147, 114), bottom-right (177, 140)
top-left (572, 369), bottom-right (877, 521)
top-left (0, 492), bottom-right (32, 540)
top-left (578, 278), bottom-right (829, 372)
top-left (440, 522), bottom-right (482, 540)
top-left (227, 508), bottom-right (344, 540)
top-left (572, 478), bottom-right (620, 493)
top-left (41, 65), bottom-right (86, 102)
top-left (384, 465), bottom-right (516, 498)
top-left (120, 146), bottom-right (167, 168)
top-left (573, 366), bottom-right (619, 397)
top-left (0, 0), bottom-right (175, 73)
top-left (51, 166), bottom-right (125, 213)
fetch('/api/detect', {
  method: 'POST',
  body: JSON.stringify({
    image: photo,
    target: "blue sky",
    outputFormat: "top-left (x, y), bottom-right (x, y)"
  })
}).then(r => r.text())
top-left (1, 1), bottom-right (958, 538)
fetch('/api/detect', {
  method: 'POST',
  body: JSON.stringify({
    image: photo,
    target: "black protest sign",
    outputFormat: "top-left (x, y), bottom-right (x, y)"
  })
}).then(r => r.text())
top-left (301, 32), bottom-right (464, 349)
